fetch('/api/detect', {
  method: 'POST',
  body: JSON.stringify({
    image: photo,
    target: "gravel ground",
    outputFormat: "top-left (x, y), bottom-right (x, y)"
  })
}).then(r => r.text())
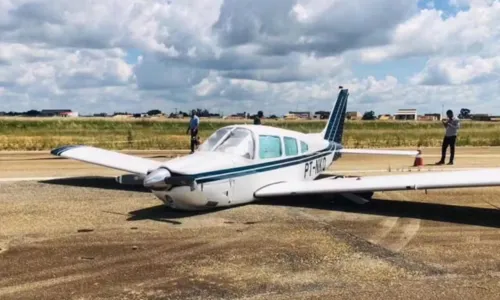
top-left (1, 148), bottom-right (500, 299)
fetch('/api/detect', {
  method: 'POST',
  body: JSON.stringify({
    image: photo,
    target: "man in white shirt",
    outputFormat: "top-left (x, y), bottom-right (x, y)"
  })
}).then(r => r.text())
top-left (436, 109), bottom-right (460, 165)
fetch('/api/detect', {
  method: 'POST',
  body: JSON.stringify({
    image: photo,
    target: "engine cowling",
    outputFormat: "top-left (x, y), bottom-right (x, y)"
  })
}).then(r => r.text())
top-left (143, 167), bottom-right (171, 190)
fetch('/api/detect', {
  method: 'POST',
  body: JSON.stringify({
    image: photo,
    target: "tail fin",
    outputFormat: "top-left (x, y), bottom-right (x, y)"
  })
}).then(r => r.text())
top-left (321, 88), bottom-right (349, 143)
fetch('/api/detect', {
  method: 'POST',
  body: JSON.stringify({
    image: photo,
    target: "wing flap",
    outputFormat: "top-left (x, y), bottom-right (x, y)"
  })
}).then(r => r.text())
top-left (254, 169), bottom-right (500, 197)
top-left (339, 149), bottom-right (419, 156)
top-left (51, 145), bottom-right (163, 175)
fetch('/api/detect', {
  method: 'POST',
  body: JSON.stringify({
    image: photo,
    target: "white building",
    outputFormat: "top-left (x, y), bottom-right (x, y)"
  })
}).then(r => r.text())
top-left (60, 111), bottom-right (79, 117)
top-left (394, 109), bottom-right (417, 121)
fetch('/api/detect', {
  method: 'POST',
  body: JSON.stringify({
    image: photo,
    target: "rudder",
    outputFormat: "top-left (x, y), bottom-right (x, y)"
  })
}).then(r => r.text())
top-left (322, 88), bottom-right (349, 143)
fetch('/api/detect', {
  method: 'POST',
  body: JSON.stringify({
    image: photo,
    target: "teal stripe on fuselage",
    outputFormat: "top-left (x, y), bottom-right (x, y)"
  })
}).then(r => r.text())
top-left (193, 142), bottom-right (342, 183)
top-left (197, 150), bottom-right (338, 183)
top-left (189, 141), bottom-right (338, 178)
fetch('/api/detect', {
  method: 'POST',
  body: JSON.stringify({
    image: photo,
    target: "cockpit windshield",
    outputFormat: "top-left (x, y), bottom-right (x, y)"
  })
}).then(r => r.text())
top-left (198, 127), bottom-right (255, 159)
top-left (198, 127), bottom-right (232, 152)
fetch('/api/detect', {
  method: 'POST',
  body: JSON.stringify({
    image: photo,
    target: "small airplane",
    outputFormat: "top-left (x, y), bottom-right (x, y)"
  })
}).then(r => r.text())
top-left (51, 88), bottom-right (500, 211)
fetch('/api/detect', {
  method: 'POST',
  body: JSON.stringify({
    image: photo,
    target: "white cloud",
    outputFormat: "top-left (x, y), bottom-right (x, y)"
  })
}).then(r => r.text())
top-left (358, 1), bottom-right (500, 63)
top-left (0, 0), bottom-right (500, 115)
top-left (411, 56), bottom-right (500, 85)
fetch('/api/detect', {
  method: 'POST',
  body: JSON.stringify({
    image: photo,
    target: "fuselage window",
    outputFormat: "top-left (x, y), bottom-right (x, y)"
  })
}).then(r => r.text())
top-left (284, 137), bottom-right (298, 156)
top-left (300, 141), bottom-right (309, 153)
top-left (259, 135), bottom-right (282, 159)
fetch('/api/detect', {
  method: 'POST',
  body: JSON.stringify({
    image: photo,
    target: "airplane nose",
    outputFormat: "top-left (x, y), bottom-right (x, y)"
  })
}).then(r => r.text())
top-left (143, 167), bottom-right (171, 189)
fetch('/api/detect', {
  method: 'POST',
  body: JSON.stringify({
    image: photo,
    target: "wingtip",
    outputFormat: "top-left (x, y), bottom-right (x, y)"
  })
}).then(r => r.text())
top-left (50, 145), bottom-right (81, 156)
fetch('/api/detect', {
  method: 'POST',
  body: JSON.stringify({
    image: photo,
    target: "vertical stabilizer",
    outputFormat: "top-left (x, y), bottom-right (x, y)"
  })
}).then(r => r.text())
top-left (321, 88), bottom-right (349, 143)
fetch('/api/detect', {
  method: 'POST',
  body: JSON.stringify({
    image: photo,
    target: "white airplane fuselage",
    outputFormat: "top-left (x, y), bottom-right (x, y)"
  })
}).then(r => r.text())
top-left (146, 125), bottom-right (342, 210)
top-left (51, 86), bottom-right (500, 213)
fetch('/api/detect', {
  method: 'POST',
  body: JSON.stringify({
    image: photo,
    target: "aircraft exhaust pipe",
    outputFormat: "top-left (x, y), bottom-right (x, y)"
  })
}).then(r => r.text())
top-left (143, 167), bottom-right (171, 190)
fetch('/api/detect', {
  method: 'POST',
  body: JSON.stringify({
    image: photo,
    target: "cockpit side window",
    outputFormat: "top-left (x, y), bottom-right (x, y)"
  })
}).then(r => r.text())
top-left (259, 135), bottom-right (282, 159)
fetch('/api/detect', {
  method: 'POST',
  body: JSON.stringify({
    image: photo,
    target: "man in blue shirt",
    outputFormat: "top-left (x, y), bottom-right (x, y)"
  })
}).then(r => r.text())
top-left (186, 110), bottom-right (200, 153)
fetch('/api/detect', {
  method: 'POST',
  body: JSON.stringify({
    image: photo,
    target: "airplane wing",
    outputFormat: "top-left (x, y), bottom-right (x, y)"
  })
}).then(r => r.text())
top-left (339, 149), bottom-right (419, 156)
top-left (254, 168), bottom-right (500, 198)
top-left (51, 145), bottom-right (164, 175)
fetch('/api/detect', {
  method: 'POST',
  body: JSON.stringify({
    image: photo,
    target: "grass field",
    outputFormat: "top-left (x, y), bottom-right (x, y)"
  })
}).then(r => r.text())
top-left (1, 117), bottom-right (500, 151)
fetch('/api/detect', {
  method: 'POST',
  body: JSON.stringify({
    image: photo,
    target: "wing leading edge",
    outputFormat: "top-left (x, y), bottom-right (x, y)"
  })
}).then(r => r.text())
top-left (51, 145), bottom-right (163, 175)
top-left (254, 168), bottom-right (500, 197)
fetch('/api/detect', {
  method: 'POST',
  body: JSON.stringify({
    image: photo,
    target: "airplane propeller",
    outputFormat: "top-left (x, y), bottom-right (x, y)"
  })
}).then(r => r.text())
top-left (143, 167), bottom-right (171, 190)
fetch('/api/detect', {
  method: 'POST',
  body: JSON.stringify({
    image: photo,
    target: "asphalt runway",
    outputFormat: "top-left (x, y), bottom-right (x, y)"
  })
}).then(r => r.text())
top-left (1, 147), bottom-right (500, 299)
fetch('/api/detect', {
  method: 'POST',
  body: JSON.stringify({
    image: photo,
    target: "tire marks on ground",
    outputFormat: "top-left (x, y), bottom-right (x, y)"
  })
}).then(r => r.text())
top-left (368, 192), bottom-right (421, 253)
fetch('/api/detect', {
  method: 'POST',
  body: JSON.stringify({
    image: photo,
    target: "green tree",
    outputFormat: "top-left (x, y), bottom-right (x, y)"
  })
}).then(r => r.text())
top-left (362, 111), bottom-right (376, 120)
top-left (147, 109), bottom-right (162, 116)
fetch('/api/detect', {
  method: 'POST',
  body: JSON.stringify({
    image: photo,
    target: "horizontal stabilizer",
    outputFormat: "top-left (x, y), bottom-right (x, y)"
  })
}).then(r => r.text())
top-left (339, 149), bottom-right (419, 156)
top-left (51, 145), bottom-right (163, 175)
top-left (254, 168), bottom-right (500, 198)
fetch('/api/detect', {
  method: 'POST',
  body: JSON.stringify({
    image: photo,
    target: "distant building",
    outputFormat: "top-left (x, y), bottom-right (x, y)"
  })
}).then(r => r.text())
top-left (288, 111), bottom-right (311, 119)
top-left (168, 113), bottom-right (183, 119)
top-left (471, 114), bottom-right (491, 121)
top-left (378, 114), bottom-right (393, 120)
top-left (227, 112), bottom-right (247, 119)
top-left (284, 113), bottom-right (299, 120)
top-left (394, 109), bottom-right (417, 121)
top-left (60, 111), bottom-right (79, 117)
top-left (419, 113), bottom-right (441, 121)
top-left (346, 111), bottom-right (361, 120)
top-left (40, 109), bottom-right (73, 117)
top-left (313, 111), bottom-right (330, 119)
top-left (112, 113), bottom-right (133, 119)
top-left (133, 113), bottom-right (149, 118)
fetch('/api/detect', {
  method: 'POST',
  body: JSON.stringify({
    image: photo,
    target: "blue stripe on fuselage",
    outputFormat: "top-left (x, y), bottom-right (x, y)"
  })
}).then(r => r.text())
top-left (190, 142), bottom-right (342, 183)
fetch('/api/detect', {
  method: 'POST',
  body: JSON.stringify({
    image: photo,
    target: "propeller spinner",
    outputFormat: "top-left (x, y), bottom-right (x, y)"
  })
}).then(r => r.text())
top-left (143, 167), bottom-right (171, 189)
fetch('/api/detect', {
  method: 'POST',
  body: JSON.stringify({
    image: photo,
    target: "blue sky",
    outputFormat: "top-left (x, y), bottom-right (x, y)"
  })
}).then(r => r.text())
top-left (352, 57), bottom-right (429, 84)
top-left (125, 48), bottom-right (143, 64)
top-left (0, 0), bottom-right (499, 116)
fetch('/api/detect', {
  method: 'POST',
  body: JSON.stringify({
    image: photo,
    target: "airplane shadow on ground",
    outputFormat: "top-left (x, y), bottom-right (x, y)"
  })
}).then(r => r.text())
top-left (1, 157), bottom-right (62, 161)
top-left (255, 196), bottom-right (500, 228)
top-left (40, 176), bottom-right (150, 193)
top-left (126, 205), bottom-right (229, 223)
top-left (39, 176), bottom-right (225, 223)
top-left (39, 176), bottom-right (500, 228)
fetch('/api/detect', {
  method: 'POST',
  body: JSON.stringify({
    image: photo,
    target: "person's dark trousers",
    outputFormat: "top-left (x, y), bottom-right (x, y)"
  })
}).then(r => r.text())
top-left (439, 135), bottom-right (457, 164)
top-left (190, 129), bottom-right (198, 153)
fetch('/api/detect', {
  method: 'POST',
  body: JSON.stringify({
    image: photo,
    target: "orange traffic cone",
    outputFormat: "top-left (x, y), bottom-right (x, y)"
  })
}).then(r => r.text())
top-left (413, 149), bottom-right (424, 167)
